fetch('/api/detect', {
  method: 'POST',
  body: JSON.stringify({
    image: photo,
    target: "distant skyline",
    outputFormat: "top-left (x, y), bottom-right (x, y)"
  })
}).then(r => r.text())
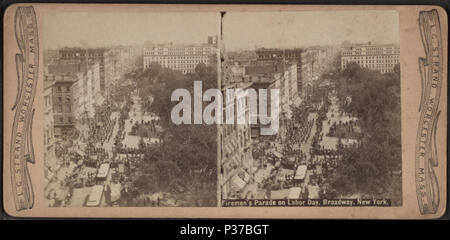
top-left (223, 11), bottom-right (400, 51)
top-left (44, 12), bottom-right (219, 49)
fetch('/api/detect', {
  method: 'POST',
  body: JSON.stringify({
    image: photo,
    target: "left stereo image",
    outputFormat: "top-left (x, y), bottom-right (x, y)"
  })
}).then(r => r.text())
top-left (43, 12), bottom-right (220, 207)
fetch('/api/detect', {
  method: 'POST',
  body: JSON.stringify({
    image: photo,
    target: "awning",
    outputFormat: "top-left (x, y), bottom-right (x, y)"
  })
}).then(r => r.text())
top-left (86, 185), bottom-right (104, 207)
top-left (231, 175), bottom-right (246, 190)
top-left (275, 161), bottom-right (281, 168)
top-left (273, 151), bottom-right (283, 159)
top-left (294, 165), bottom-right (308, 180)
top-left (271, 189), bottom-right (290, 199)
top-left (97, 163), bottom-right (110, 178)
top-left (293, 97), bottom-right (302, 107)
top-left (224, 141), bottom-right (233, 155)
top-left (230, 137), bottom-right (239, 149)
top-left (76, 150), bottom-right (85, 156)
top-left (232, 154), bottom-right (240, 166)
top-left (288, 187), bottom-right (302, 199)
top-left (242, 171), bottom-right (250, 182)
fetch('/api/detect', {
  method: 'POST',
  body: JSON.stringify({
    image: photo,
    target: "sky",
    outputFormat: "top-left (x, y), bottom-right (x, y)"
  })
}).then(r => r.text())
top-left (44, 12), bottom-right (219, 49)
top-left (223, 11), bottom-right (400, 50)
top-left (44, 11), bottom-right (399, 50)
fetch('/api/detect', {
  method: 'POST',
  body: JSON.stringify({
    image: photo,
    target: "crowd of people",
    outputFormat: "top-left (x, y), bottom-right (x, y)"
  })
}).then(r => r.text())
top-left (45, 82), bottom-right (159, 207)
top-left (247, 88), bottom-right (364, 200)
top-left (84, 145), bottom-right (109, 167)
top-left (327, 119), bottom-right (359, 138)
top-left (129, 119), bottom-right (160, 138)
top-left (246, 101), bottom-right (321, 199)
top-left (89, 103), bottom-right (114, 144)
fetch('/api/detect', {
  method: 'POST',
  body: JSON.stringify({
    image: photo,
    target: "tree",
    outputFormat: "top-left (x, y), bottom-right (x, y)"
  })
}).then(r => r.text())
top-left (126, 61), bottom-right (218, 206)
top-left (331, 63), bottom-right (402, 204)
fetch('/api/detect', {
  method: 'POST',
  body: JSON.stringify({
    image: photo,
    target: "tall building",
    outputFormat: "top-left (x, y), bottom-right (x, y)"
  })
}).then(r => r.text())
top-left (104, 50), bottom-right (120, 94)
top-left (219, 61), bottom-right (299, 200)
top-left (104, 46), bottom-right (138, 93)
top-left (220, 82), bottom-right (254, 200)
top-left (44, 78), bottom-right (57, 181)
top-left (59, 48), bottom-right (108, 93)
top-left (143, 37), bottom-right (218, 74)
top-left (225, 50), bottom-right (257, 65)
top-left (44, 74), bottom-right (76, 139)
top-left (245, 62), bottom-right (299, 131)
top-left (341, 42), bottom-right (400, 73)
top-left (46, 60), bottom-right (88, 76)
top-left (301, 46), bottom-right (339, 100)
top-left (255, 48), bottom-right (303, 97)
top-left (72, 63), bottom-right (102, 121)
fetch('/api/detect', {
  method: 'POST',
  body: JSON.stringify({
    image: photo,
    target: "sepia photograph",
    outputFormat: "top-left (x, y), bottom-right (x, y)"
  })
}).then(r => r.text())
top-left (43, 12), bottom-right (219, 207)
top-left (220, 11), bottom-right (402, 207)
top-left (2, 3), bottom-right (446, 219)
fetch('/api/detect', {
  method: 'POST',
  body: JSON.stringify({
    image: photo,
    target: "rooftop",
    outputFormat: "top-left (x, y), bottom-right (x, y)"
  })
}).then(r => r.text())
top-left (44, 74), bottom-right (76, 89)
top-left (245, 62), bottom-right (294, 75)
top-left (143, 42), bottom-right (216, 49)
top-left (341, 42), bottom-right (399, 49)
top-left (59, 47), bottom-right (109, 52)
top-left (256, 47), bottom-right (303, 51)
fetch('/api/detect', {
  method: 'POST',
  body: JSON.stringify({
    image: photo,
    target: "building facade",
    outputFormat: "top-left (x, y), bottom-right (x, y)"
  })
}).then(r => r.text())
top-left (59, 48), bottom-right (108, 93)
top-left (301, 46), bottom-right (339, 100)
top-left (341, 43), bottom-right (400, 73)
top-left (143, 37), bottom-right (218, 74)
top-left (46, 59), bottom-right (88, 76)
top-left (44, 74), bottom-right (76, 139)
top-left (72, 63), bottom-right (102, 121)
top-left (220, 82), bottom-right (254, 200)
top-left (104, 46), bottom-right (138, 93)
top-left (245, 62), bottom-right (299, 129)
top-left (44, 79), bottom-right (56, 183)
top-left (255, 48), bottom-right (303, 97)
top-left (219, 61), bottom-right (299, 200)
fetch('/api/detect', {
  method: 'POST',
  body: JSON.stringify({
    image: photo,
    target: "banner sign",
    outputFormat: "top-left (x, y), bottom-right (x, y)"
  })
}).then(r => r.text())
top-left (10, 6), bottom-right (38, 211)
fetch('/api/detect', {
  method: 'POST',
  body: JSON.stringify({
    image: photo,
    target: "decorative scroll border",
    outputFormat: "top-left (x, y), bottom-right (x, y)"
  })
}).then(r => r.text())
top-left (10, 6), bottom-right (39, 211)
top-left (415, 9), bottom-right (442, 215)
